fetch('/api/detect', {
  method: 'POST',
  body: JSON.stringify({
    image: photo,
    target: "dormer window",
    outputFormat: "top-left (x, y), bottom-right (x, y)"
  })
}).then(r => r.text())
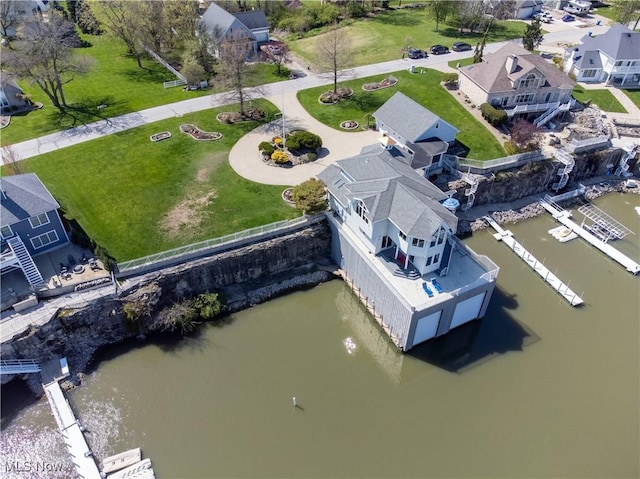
top-left (519, 74), bottom-right (537, 89)
top-left (355, 200), bottom-right (369, 224)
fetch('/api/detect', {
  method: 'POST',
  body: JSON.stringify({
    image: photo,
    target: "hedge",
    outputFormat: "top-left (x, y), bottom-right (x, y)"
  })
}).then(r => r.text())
top-left (480, 103), bottom-right (508, 127)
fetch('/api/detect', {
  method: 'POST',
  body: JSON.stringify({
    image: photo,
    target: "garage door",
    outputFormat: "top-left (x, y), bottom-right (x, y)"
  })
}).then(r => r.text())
top-left (412, 310), bottom-right (442, 347)
top-left (451, 293), bottom-right (486, 329)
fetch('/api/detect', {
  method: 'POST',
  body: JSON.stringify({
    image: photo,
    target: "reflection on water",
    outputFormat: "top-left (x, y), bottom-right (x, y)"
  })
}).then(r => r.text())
top-left (1, 193), bottom-right (638, 478)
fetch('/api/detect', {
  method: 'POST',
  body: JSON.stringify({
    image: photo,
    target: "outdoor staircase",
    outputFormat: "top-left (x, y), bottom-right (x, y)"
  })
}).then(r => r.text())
top-left (615, 144), bottom-right (638, 176)
top-left (461, 172), bottom-right (478, 211)
top-left (0, 359), bottom-right (41, 375)
top-left (534, 99), bottom-right (574, 128)
top-left (392, 268), bottom-right (421, 280)
top-left (552, 149), bottom-right (575, 191)
top-left (6, 236), bottom-right (44, 287)
top-left (437, 240), bottom-right (453, 276)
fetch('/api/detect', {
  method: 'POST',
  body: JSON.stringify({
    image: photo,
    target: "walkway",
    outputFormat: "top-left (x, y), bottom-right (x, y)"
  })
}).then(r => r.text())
top-left (3, 24), bottom-right (611, 164)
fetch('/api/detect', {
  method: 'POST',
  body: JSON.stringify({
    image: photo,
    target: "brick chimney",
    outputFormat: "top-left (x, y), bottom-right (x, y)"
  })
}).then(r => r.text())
top-left (505, 54), bottom-right (519, 74)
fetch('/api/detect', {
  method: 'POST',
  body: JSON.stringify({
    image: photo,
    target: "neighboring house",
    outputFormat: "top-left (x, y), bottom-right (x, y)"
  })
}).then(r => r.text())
top-left (459, 43), bottom-right (576, 126)
top-left (564, 23), bottom-right (640, 87)
top-left (373, 92), bottom-right (459, 171)
top-left (0, 76), bottom-right (31, 113)
top-left (199, 2), bottom-right (269, 54)
top-left (1, 173), bottom-right (69, 287)
top-left (512, 0), bottom-right (543, 19)
top-left (0, 0), bottom-right (50, 39)
top-left (317, 106), bottom-right (499, 349)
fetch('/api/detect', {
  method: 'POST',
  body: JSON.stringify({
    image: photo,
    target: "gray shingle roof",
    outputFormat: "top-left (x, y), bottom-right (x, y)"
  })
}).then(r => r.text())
top-left (373, 92), bottom-right (454, 142)
top-left (573, 23), bottom-right (640, 61)
top-left (233, 10), bottom-right (268, 30)
top-left (461, 43), bottom-right (575, 93)
top-left (1, 173), bottom-right (60, 226)
top-left (573, 49), bottom-right (603, 70)
top-left (318, 145), bottom-right (457, 238)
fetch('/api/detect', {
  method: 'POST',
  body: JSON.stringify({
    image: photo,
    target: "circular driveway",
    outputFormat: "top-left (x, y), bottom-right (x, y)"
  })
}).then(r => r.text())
top-left (228, 91), bottom-right (378, 186)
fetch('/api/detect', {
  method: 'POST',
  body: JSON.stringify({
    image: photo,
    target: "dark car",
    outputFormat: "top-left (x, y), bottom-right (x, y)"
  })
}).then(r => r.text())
top-left (430, 45), bottom-right (450, 55)
top-left (562, 14), bottom-right (575, 22)
top-left (408, 48), bottom-right (427, 59)
top-left (452, 42), bottom-right (472, 52)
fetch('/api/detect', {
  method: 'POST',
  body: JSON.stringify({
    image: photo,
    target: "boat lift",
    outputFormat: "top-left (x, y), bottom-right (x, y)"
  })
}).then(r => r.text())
top-left (577, 203), bottom-right (634, 243)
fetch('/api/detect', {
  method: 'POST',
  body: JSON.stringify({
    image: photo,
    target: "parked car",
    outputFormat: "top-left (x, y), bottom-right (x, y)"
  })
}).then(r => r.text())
top-left (452, 42), bottom-right (472, 52)
top-left (562, 14), bottom-right (575, 22)
top-left (408, 48), bottom-right (427, 59)
top-left (430, 45), bottom-right (450, 55)
top-left (533, 12), bottom-right (552, 23)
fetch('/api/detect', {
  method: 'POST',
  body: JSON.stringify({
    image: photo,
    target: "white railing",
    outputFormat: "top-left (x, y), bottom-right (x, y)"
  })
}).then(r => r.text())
top-left (142, 45), bottom-right (186, 82)
top-left (163, 79), bottom-right (187, 89)
top-left (0, 359), bottom-right (41, 375)
top-left (566, 135), bottom-right (610, 154)
top-left (116, 215), bottom-right (324, 277)
top-left (443, 150), bottom-right (547, 174)
top-left (508, 101), bottom-right (560, 117)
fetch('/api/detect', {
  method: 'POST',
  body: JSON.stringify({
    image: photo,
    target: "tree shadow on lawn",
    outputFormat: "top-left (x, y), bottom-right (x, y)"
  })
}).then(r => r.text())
top-left (46, 96), bottom-right (127, 130)
top-left (438, 23), bottom-right (510, 41)
top-left (368, 10), bottom-right (423, 27)
top-left (120, 64), bottom-right (176, 84)
top-left (345, 92), bottom-right (386, 113)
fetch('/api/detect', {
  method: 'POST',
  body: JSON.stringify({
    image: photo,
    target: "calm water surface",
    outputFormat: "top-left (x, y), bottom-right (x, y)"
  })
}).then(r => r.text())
top-left (2, 193), bottom-right (639, 478)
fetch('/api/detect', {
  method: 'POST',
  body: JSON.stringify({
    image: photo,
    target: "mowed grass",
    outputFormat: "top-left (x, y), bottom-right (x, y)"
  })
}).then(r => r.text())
top-left (297, 69), bottom-right (505, 160)
top-left (0, 34), bottom-right (291, 146)
top-left (8, 100), bottom-right (300, 261)
top-left (572, 86), bottom-right (628, 113)
top-left (622, 89), bottom-right (640, 109)
top-left (289, 8), bottom-right (527, 68)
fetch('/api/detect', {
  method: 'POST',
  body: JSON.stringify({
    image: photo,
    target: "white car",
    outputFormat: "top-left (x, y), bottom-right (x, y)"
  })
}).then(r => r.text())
top-left (533, 12), bottom-right (553, 22)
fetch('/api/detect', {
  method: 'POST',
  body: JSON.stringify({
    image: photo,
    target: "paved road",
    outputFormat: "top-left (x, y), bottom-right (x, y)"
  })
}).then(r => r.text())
top-left (4, 21), bottom-right (612, 163)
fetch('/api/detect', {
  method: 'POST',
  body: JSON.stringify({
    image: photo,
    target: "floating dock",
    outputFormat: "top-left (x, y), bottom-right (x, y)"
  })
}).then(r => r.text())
top-left (102, 448), bottom-right (141, 474)
top-left (548, 225), bottom-right (578, 243)
top-left (540, 199), bottom-right (640, 275)
top-left (43, 380), bottom-right (103, 479)
top-left (484, 216), bottom-right (584, 306)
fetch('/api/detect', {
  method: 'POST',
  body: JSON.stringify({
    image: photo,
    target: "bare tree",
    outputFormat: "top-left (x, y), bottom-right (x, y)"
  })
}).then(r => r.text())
top-left (316, 24), bottom-right (352, 95)
top-left (261, 42), bottom-right (290, 75)
top-left (611, 0), bottom-right (640, 29)
top-left (1, 144), bottom-right (22, 175)
top-left (2, 11), bottom-right (92, 110)
top-left (427, 0), bottom-right (455, 32)
top-left (98, 1), bottom-right (145, 68)
top-left (0, 0), bottom-right (26, 45)
top-left (218, 38), bottom-right (260, 115)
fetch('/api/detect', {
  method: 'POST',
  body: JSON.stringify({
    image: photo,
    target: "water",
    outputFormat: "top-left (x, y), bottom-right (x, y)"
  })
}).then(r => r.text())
top-left (2, 193), bottom-right (639, 478)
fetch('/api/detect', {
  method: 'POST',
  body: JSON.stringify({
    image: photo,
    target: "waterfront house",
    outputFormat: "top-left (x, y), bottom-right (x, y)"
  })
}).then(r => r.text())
top-left (373, 92), bottom-right (459, 171)
top-left (563, 23), bottom-right (640, 87)
top-left (1, 173), bottom-right (69, 287)
top-left (459, 43), bottom-right (575, 126)
top-left (318, 139), bottom-right (499, 350)
top-left (199, 2), bottom-right (269, 55)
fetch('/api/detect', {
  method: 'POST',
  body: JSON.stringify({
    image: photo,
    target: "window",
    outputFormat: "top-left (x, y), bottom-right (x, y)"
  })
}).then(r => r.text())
top-left (437, 229), bottom-right (446, 245)
top-left (0, 91), bottom-right (8, 108)
top-left (30, 230), bottom-right (58, 249)
top-left (515, 93), bottom-right (535, 104)
top-left (381, 236), bottom-right (393, 249)
top-left (434, 253), bottom-right (440, 264)
top-left (29, 212), bottom-right (49, 228)
top-left (426, 256), bottom-right (433, 266)
top-left (582, 69), bottom-right (597, 78)
top-left (430, 234), bottom-right (437, 247)
top-left (355, 200), bottom-right (369, 224)
top-left (519, 74), bottom-right (537, 89)
top-left (399, 231), bottom-right (407, 241)
top-left (1, 225), bottom-right (13, 239)
top-left (615, 61), bottom-right (623, 66)
top-left (412, 238), bottom-right (425, 247)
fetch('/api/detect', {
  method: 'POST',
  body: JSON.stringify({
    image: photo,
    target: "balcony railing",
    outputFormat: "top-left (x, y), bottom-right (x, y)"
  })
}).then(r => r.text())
top-left (507, 101), bottom-right (560, 117)
top-left (0, 249), bottom-right (18, 268)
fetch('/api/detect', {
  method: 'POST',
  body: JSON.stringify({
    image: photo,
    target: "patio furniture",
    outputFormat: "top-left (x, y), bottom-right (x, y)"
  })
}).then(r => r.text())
top-left (73, 264), bottom-right (85, 274)
top-left (89, 258), bottom-right (99, 271)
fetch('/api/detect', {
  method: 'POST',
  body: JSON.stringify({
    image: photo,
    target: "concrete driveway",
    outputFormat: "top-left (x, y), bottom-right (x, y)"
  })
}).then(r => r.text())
top-left (228, 91), bottom-right (378, 186)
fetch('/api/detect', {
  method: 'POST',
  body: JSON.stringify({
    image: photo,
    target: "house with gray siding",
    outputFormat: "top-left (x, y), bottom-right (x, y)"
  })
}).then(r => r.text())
top-left (1, 173), bottom-right (69, 287)
top-left (373, 92), bottom-right (458, 171)
top-left (318, 138), bottom-right (499, 351)
top-left (199, 2), bottom-right (269, 54)
top-left (0, 76), bottom-right (31, 113)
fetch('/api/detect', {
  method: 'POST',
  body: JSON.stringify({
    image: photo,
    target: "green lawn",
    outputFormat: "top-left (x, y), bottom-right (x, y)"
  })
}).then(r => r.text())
top-left (297, 69), bottom-right (505, 160)
top-left (621, 89), bottom-right (640, 109)
top-left (289, 8), bottom-right (527, 69)
top-left (572, 86), bottom-right (628, 113)
top-left (448, 57), bottom-right (476, 69)
top-left (6, 100), bottom-right (300, 261)
top-left (0, 34), bottom-right (291, 146)
top-left (591, 5), bottom-right (617, 21)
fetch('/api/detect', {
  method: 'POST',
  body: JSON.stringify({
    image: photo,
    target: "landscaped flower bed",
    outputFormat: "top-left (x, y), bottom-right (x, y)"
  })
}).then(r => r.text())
top-left (362, 76), bottom-right (398, 91)
top-left (150, 131), bottom-right (172, 142)
top-left (318, 87), bottom-right (353, 105)
top-left (179, 124), bottom-right (222, 141)
top-left (216, 108), bottom-right (266, 124)
top-left (259, 130), bottom-right (323, 167)
top-left (340, 120), bottom-right (359, 130)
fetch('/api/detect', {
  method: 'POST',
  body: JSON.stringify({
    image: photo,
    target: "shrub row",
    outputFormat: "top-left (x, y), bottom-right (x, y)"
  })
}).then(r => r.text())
top-left (480, 103), bottom-right (508, 127)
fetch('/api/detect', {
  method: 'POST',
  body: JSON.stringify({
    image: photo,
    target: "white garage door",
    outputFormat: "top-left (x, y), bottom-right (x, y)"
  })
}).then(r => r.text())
top-left (451, 293), bottom-right (486, 329)
top-left (412, 310), bottom-right (442, 347)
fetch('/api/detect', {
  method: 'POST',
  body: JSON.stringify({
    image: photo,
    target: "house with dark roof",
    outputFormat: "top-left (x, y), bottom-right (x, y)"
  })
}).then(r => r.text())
top-left (317, 102), bottom-right (499, 349)
top-left (459, 43), bottom-right (575, 126)
top-left (373, 92), bottom-right (459, 171)
top-left (199, 2), bottom-right (269, 54)
top-left (1, 173), bottom-right (68, 287)
top-left (0, 76), bottom-right (31, 113)
top-left (563, 23), bottom-right (640, 87)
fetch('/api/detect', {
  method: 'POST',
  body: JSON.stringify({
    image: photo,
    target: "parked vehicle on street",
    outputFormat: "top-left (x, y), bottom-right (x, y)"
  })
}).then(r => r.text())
top-left (562, 14), bottom-right (575, 22)
top-left (452, 42), bottom-right (472, 52)
top-left (430, 45), bottom-right (450, 55)
top-left (408, 48), bottom-right (428, 59)
top-left (533, 12), bottom-right (553, 23)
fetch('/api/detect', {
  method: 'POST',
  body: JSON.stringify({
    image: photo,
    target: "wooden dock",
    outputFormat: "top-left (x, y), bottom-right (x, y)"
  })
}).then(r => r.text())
top-left (484, 216), bottom-right (584, 306)
top-left (540, 200), bottom-right (640, 275)
top-left (102, 448), bottom-right (141, 474)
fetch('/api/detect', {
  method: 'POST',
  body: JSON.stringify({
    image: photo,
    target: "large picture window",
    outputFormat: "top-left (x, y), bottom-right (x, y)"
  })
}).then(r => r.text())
top-left (1, 225), bottom-right (13, 239)
top-left (355, 200), bottom-right (369, 224)
top-left (30, 230), bottom-right (58, 249)
top-left (582, 69), bottom-right (598, 78)
top-left (515, 94), bottom-right (535, 104)
top-left (28, 212), bottom-right (50, 228)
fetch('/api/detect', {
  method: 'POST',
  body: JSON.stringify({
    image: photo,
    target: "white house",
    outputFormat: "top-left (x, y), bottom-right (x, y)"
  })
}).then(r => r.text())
top-left (564, 23), bottom-right (640, 87)
top-left (199, 2), bottom-right (269, 54)
top-left (373, 92), bottom-right (459, 171)
top-left (459, 43), bottom-right (575, 126)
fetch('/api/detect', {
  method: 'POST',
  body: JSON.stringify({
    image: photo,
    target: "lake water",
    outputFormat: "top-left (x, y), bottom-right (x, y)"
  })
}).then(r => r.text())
top-left (2, 192), bottom-right (639, 478)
